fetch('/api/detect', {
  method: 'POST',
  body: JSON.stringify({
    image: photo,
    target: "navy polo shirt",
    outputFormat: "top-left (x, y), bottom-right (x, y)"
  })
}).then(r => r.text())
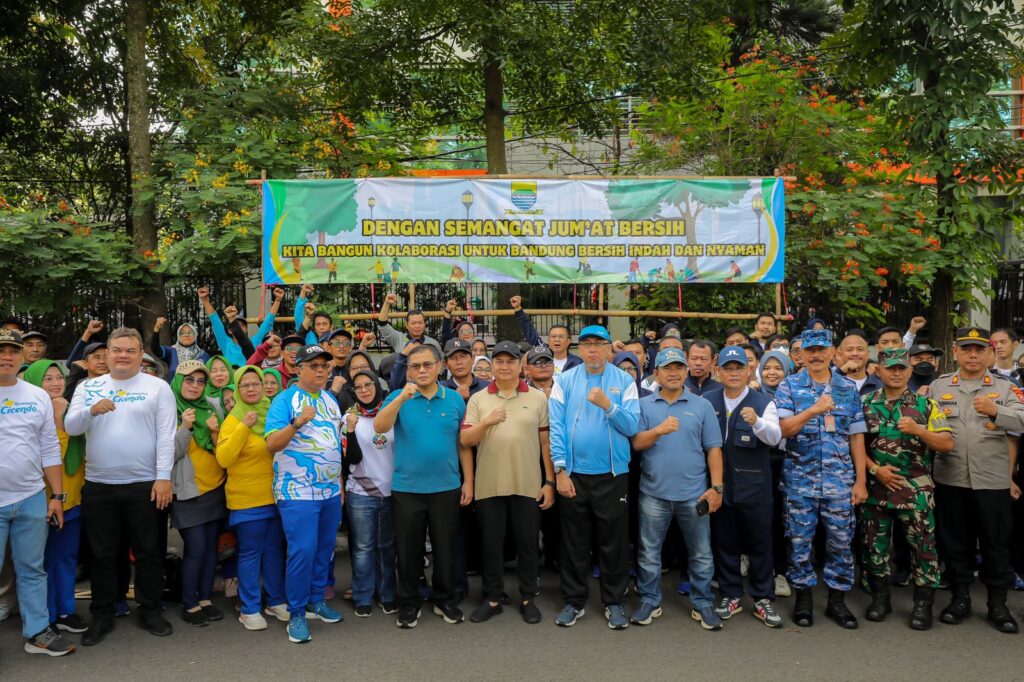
top-left (382, 383), bottom-right (466, 494)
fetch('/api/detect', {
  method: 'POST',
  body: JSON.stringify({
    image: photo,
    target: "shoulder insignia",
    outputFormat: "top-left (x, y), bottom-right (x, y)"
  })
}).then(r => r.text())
top-left (983, 375), bottom-right (992, 385)
top-left (1013, 386), bottom-right (1024, 402)
top-left (951, 375), bottom-right (959, 385)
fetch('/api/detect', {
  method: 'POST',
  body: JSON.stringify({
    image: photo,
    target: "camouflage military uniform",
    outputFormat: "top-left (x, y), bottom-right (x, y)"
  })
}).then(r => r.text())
top-left (775, 366), bottom-right (866, 591)
top-left (861, 388), bottom-right (949, 587)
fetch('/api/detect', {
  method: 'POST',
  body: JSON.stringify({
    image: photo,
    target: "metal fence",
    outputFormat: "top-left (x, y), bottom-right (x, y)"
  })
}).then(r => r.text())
top-left (993, 260), bottom-right (1024, 334)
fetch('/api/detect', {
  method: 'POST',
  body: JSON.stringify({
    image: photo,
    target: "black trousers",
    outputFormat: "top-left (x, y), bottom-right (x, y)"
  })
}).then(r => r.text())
top-left (540, 499), bottom-right (561, 570)
top-left (935, 484), bottom-right (1013, 590)
top-left (393, 488), bottom-right (460, 608)
top-left (770, 453), bottom-right (787, 575)
top-left (82, 481), bottom-right (165, 617)
top-left (477, 495), bottom-right (540, 601)
top-left (559, 472), bottom-right (629, 608)
top-left (711, 502), bottom-right (774, 600)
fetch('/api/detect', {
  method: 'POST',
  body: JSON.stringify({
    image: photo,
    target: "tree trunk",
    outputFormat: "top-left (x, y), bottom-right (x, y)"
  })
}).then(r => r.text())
top-left (126, 0), bottom-right (166, 344)
top-left (482, 18), bottom-right (519, 340)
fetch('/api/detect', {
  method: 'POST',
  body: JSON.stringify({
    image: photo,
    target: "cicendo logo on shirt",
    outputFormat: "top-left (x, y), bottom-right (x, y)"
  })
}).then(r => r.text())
top-left (110, 388), bottom-right (148, 404)
top-left (0, 398), bottom-right (39, 415)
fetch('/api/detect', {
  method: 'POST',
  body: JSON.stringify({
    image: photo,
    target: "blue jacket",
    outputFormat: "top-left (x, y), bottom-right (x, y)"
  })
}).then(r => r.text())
top-left (549, 362), bottom-right (640, 476)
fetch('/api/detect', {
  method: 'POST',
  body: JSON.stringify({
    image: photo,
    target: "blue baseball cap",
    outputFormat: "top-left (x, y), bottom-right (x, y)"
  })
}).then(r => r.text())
top-left (717, 345), bottom-right (748, 367)
top-left (801, 328), bottom-right (834, 349)
top-left (578, 325), bottom-right (610, 342)
top-left (655, 347), bottom-right (687, 368)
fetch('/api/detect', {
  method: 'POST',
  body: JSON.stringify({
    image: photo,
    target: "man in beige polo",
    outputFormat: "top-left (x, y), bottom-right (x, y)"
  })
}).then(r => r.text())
top-left (461, 341), bottom-right (555, 625)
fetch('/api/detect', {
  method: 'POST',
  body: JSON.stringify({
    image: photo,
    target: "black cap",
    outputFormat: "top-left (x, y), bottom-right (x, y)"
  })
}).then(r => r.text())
top-left (908, 343), bottom-right (944, 358)
top-left (83, 341), bottom-right (107, 357)
top-left (281, 334), bottom-right (305, 347)
top-left (295, 344), bottom-right (333, 365)
top-left (491, 341), bottom-right (522, 359)
top-left (526, 345), bottom-right (554, 363)
top-left (21, 331), bottom-right (47, 342)
top-left (444, 338), bottom-right (472, 357)
top-left (955, 327), bottom-right (989, 348)
top-left (321, 328), bottom-right (353, 343)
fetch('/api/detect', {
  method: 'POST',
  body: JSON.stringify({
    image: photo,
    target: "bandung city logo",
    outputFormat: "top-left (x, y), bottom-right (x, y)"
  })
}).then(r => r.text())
top-left (0, 398), bottom-right (39, 415)
top-left (511, 181), bottom-right (537, 210)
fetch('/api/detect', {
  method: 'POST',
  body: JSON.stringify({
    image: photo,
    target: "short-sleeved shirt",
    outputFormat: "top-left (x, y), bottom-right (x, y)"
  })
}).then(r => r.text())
top-left (637, 388), bottom-right (723, 502)
top-left (863, 388), bottom-right (950, 509)
top-left (265, 385), bottom-right (343, 501)
top-left (382, 383), bottom-right (465, 494)
top-left (774, 369), bottom-right (866, 499)
top-left (464, 381), bottom-right (549, 500)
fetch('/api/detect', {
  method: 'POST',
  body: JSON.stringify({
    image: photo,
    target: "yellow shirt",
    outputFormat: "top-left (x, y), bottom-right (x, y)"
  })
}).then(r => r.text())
top-left (47, 429), bottom-right (85, 511)
top-left (215, 414), bottom-right (276, 510)
top-left (188, 439), bottom-right (226, 495)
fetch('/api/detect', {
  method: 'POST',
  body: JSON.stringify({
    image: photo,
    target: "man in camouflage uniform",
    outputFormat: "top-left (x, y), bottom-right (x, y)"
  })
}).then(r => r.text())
top-left (861, 348), bottom-right (954, 630)
top-left (930, 326), bottom-right (1024, 634)
top-left (775, 329), bottom-right (868, 629)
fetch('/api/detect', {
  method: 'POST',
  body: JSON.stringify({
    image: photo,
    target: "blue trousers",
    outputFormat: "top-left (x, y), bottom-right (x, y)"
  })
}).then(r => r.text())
top-left (180, 520), bottom-right (221, 609)
top-left (45, 505), bottom-right (82, 622)
top-left (346, 493), bottom-right (396, 607)
top-left (278, 497), bottom-right (342, 615)
top-left (786, 494), bottom-right (854, 590)
top-left (234, 511), bottom-right (286, 615)
top-left (0, 491), bottom-right (49, 638)
top-left (636, 492), bottom-right (714, 610)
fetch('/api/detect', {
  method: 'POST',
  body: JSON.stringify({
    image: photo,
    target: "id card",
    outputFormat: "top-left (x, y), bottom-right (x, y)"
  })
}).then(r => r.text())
top-left (823, 414), bottom-right (836, 433)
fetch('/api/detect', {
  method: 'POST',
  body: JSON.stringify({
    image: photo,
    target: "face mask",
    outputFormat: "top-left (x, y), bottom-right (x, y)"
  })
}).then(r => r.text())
top-left (912, 362), bottom-right (936, 377)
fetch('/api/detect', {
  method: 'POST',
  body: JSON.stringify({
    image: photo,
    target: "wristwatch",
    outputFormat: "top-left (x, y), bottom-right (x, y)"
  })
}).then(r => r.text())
top-left (543, 479), bottom-right (556, 488)
top-left (50, 493), bottom-right (67, 502)
top-left (869, 464), bottom-right (880, 476)
top-left (553, 466), bottom-right (564, 475)
top-left (712, 485), bottom-right (724, 495)
top-left (290, 417), bottom-right (302, 429)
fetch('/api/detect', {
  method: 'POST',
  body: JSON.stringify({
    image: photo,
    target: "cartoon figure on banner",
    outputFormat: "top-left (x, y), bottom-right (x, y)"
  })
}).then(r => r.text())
top-left (326, 258), bottom-right (338, 283)
top-left (664, 258), bottom-right (676, 283)
top-left (448, 263), bottom-right (468, 283)
top-left (390, 257), bottom-right (402, 283)
top-left (524, 257), bottom-right (536, 282)
top-left (627, 256), bottom-right (640, 283)
top-left (725, 259), bottom-right (742, 283)
top-left (369, 258), bottom-right (385, 283)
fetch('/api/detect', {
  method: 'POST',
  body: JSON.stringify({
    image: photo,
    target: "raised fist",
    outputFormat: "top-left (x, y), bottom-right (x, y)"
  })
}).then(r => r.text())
top-left (197, 287), bottom-right (210, 300)
top-left (510, 296), bottom-right (522, 311)
top-left (273, 287), bottom-right (285, 301)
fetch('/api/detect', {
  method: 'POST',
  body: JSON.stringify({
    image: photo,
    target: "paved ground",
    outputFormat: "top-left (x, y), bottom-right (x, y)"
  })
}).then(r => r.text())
top-left (3, 551), bottom-right (1022, 681)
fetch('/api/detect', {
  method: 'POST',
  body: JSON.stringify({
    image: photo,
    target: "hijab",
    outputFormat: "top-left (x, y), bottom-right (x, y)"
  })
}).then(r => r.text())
top-left (204, 355), bottom-right (234, 416)
top-left (174, 322), bottom-right (203, 362)
top-left (24, 360), bottom-right (84, 475)
top-left (228, 366), bottom-right (271, 437)
top-left (338, 350), bottom-right (381, 411)
top-left (351, 369), bottom-right (385, 417)
top-left (613, 350), bottom-right (648, 396)
top-left (263, 368), bottom-right (283, 398)
top-left (757, 350), bottom-right (794, 399)
top-left (172, 367), bottom-right (217, 451)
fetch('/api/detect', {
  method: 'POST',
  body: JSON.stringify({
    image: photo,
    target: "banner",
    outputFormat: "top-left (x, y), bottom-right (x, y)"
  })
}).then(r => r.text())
top-left (261, 177), bottom-right (784, 285)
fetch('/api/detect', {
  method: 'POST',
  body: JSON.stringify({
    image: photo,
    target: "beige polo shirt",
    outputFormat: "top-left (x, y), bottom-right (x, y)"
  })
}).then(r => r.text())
top-left (464, 381), bottom-right (549, 500)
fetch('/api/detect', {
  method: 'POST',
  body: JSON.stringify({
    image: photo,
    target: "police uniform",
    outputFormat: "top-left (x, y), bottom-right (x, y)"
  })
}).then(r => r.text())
top-left (930, 327), bottom-right (1024, 632)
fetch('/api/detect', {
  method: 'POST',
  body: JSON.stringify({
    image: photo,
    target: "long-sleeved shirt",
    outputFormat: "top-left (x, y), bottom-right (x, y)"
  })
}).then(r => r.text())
top-left (0, 380), bottom-right (62, 507)
top-left (721, 388), bottom-right (782, 445)
top-left (375, 321), bottom-right (441, 355)
top-left (65, 372), bottom-right (177, 483)
top-left (209, 312), bottom-right (275, 368)
top-left (247, 343), bottom-right (294, 385)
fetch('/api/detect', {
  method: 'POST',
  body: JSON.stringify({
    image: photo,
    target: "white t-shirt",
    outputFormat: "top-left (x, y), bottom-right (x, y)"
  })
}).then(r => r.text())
top-left (0, 380), bottom-right (62, 507)
top-left (65, 372), bottom-right (177, 484)
top-left (345, 415), bottom-right (395, 498)
top-left (553, 355), bottom-right (569, 374)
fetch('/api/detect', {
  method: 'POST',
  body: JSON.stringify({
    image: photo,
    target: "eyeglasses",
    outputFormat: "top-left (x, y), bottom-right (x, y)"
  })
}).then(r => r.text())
top-left (238, 381), bottom-right (263, 390)
top-left (409, 362), bottom-right (437, 372)
top-left (548, 334), bottom-right (569, 341)
top-left (304, 362), bottom-right (330, 371)
top-left (354, 383), bottom-right (375, 391)
top-left (141, 365), bottom-right (157, 374)
top-left (579, 341), bottom-right (609, 350)
top-left (179, 330), bottom-right (196, 337)
top-left (183, 376), bottom-right (208, 386)
top-left (530, 359), bottom-right (552, 367)
top-left (473, 367), bottom-right (491, 374)
top-left (329, 340), bottom-right (353, 348)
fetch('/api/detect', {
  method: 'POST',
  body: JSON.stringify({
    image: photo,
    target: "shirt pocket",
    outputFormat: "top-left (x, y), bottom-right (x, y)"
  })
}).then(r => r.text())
top-left (865, 412), bottom-right (881, 434)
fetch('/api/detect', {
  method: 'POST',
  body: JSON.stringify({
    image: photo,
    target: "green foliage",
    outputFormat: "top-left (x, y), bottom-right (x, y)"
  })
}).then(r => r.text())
top-left (629, 283), bottom-right (778, 341)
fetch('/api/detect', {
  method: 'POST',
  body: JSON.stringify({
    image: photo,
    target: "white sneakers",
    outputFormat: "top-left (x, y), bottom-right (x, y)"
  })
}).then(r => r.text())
top-left (264, 603), bottom-right (291, 622)
top-left (239, 612), bottom-right (268, 631)
top-left (774, 574), bottom-right (792, 597)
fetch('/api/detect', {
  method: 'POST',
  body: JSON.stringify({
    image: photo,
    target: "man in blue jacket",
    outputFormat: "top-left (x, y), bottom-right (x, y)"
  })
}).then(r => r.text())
top-left (549, 325), bottom-right (639, 630)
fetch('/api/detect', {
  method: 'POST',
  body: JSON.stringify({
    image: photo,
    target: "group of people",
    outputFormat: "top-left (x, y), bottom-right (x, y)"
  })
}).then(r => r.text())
top-left (2, 284), bottom-right (1024, 659)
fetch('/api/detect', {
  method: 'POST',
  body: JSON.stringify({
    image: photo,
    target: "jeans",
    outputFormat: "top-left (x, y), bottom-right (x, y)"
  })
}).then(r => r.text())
top-left (45, 505), bottom-right (83, 621)
top-left (234, 511), bottom-right (286, 615)
top-left (179, 520), bottom-right (220, 609)
top-left (636, 492), bottom-right (714, 610)
top-left (0, 490), bottom-right (49, 638)
top-left (278, 497), bottom-right (343, 614)
top-left (346, 493), bottom-right (396, 607)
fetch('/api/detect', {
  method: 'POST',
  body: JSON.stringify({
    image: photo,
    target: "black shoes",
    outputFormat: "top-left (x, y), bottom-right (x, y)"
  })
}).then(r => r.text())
top-left (865, 578), bottom-right (892, 622)
top-left (470, 601), bottom-right (503, 623)
top-left (909, 586), bottom-right (934, 631)
top-left (81, 615), bottom-right (115, 646)
top-left (825, 589), bottom-right (858, 629)
top-left (141, 612), bottom-right (174, 636)
top-left (520, 600), bottom-right (542, 624)
top-left (200, 603), bottom-right (224, 621)
top-left (55, 613), bottom-right (89, 633)
top-left (987, 588), bottom-right (1019, 634)
top-left (183, 607), bottom-right (210, 627)
top-left (432, 602), bottom-right (465, 624)
top-left (940, 585), bottom-right (972, 625)
top-left (792, 588), bottom-right (813, 627)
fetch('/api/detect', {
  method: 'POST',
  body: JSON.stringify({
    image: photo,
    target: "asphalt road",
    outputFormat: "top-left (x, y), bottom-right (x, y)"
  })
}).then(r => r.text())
top-left (2, 550), bottom-right (1022, 681)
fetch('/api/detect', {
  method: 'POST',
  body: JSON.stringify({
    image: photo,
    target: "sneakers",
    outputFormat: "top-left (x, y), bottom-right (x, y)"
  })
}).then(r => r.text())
top-left (397, 605), bottom-right (421, 629)
top-left (555, 604), bottom-right (585, 627)
top-left (753, 599), bottom-right (783, 628)
top-left (715, 597), bottom-right (743, 620)
top-left (631, 603), bottom-right (662, 626)
top-left (433, 602), bottom-right (465, 624)
top-left (264, 603), bottom-right (290, 622)
top-left (306, 600), bottom-right (343, 623)
top-left (113, 598), bottom-right (130, 617)
top-left (0, 602), bottom-right (17, 622)
top-left (81, 615), bottom-right (114, 646)
top-left (354, 605), bottom-right (373, 618)
top-left (677, 576), bottom-right (692, 596)
top-left (55, 613), bottom-right (89, 633)
top-left (1015, 574), bottom-right (1024, 591)
top-left (692, 606), bottom-right (724, 630)
top-left (470, 601), bottom-right (502, 623)
top-left (605, 604), bottom-right (629, 630)
top-left (24, 626), bottom-right (75, 656)
top-left (239, 612), bottom-right (268, 631)
top-left (200, 603), bottom-right (224, 621)
top-left (520, 600), bottom-right (542, 624)
top-left (183, 607), bottom-right (210, 627)
top-left (287, 614), bottom-right (311, 643)
top-left (380, 601), bottom-right (399, 615)
top-left (774, 574), bottom-right (792, 598)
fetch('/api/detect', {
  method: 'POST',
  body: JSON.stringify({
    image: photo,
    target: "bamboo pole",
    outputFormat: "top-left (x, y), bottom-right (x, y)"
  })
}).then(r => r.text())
top-left (247, 309), bottom-right (794, 324)
top-left (408, 283), bottom-right (415, 310)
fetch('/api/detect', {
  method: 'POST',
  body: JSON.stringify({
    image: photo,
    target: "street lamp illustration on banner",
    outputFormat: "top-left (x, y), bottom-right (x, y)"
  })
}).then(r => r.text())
top-left (367, 195), bottom-right (376, 220)
top-left (750, 192), bottom-right (764, 270)
top-left (462, 190), bottom-right (474, 219)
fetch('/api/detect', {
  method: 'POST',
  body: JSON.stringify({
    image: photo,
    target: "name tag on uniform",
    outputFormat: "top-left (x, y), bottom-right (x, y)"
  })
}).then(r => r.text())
top-left (739, 434), bottom-right (752, 443)
top-left (824, 414), bottom-right (836, 433)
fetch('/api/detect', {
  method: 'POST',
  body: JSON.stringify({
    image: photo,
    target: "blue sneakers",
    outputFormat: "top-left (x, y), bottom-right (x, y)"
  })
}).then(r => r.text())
top-left (631, 603), bottom-right (663, 626)
top-left (306, 600), bottom-right (343, 623)
top-left (677, 576), bottom-right (692, 596)
top-left (554, 604), bottom-right (585, 627)
top-left (692, 606), bottom-right (724, 630)
top-left (287, 614), bottom-right (311, 643)
top-left (604, 604), bottom-right (629, 630)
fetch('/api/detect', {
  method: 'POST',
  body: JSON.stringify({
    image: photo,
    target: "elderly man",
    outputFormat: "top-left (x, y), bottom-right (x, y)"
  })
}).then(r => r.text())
top-left (549, 325), bottom-right (639, 629)
top-left (511, 296), bottom-right (581, 374)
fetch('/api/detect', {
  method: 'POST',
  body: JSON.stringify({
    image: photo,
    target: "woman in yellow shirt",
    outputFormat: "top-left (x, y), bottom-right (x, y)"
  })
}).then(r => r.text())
top-left (216, 365), bottom-right (287, 631)
top-left (24, 360), bottom-right (88, 634)
top-left (170, 360), bottom-right (228, 627)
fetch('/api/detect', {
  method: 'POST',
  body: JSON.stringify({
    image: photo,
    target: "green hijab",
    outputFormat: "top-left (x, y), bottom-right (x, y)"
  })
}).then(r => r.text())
top-left (263, 368), bottom-right (283, 398)
top-left (172, 367), bottom-right (218, 452)
top-left (229, 366), bottom-right (271, 437)
top-left (204, 355), bottom-right (235, 415)
top-left (24, 360), bottom-right (84, 476)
